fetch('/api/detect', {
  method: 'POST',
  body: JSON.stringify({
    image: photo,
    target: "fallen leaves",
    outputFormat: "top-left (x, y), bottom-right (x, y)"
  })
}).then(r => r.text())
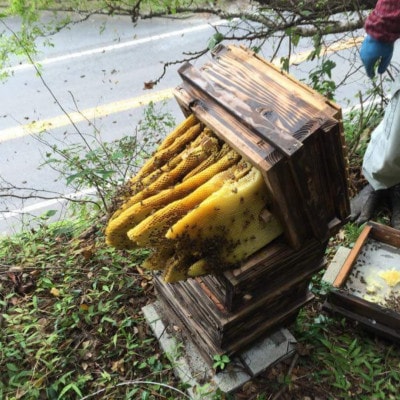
top-left (50, 287), bottom-right (61, 297)
top-left (5, 265), bottom-right (36, 295)
top-left (111, 359), bottom-right (125, 373)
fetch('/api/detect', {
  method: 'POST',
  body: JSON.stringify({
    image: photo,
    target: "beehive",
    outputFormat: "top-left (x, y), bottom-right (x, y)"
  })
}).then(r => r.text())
top-left (174, 45), bottom-right (349, 248)
top-left (151, 45), bottom-right (350, 363)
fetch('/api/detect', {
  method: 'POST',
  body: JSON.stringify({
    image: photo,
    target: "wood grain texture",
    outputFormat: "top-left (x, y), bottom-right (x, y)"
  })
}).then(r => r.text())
top-left (333, 224), bottom-right (372, 288)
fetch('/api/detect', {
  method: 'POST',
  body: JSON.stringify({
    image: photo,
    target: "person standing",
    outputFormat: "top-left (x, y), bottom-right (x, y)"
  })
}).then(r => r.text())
top-left (350, 0), bottom-right (400, 228)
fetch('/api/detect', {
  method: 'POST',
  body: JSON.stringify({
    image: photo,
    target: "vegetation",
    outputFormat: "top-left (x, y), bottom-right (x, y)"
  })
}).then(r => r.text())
top-left (1, 97), bottom-right (400, 398)
top-left (2, 1), bottom-right (400, 399)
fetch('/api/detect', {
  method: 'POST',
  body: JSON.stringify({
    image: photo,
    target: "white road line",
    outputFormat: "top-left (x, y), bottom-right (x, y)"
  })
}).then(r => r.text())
top-left (4, 20), bottom-right (226, 73)
top-left (0, 188), bottom-right (96, 220)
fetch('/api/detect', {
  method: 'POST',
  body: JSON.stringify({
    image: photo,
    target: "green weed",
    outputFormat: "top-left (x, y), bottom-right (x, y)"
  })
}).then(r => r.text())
top-left (39, 100), bottom-right (175, 212)
top-left (212, 354), bottom-right (230, 372)
top-left (0, 216), bottom-right (183, 399)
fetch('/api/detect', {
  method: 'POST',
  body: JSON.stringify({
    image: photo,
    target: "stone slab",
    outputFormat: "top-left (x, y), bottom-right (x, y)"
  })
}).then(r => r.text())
top-left (142, 301), bottom-right (296, 399)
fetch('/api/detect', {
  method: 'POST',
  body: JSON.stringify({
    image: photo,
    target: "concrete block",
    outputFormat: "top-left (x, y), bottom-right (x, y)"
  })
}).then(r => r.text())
top-left (322, 246), bottom-right (351, 285)
top-left (142, 301), bottom-right (296, 399)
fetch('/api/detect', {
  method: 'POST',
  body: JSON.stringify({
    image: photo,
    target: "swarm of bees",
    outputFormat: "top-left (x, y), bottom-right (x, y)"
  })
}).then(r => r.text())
top-left (105, 114), bottom-right (283, 282)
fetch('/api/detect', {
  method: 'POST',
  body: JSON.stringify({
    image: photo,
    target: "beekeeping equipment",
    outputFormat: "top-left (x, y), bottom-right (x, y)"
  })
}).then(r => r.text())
top-left (151, 45), bottom-right (350, 365)
top-left (325, 221), bottom-right (400, 343)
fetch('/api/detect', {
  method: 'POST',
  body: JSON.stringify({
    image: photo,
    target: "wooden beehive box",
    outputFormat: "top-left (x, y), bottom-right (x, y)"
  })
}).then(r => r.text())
top-left (153, 45), bottom-right (350, 364)
top-left (198, 236), bottom-right (327, 312)
top-left (174, 44), bottom-right (350, 249)
top-left (154, 238), bottom-right (328, 362)
top-left (154, 272), bottom-right (314, 360)
top-left (325, 222), bottom-right (400, 343)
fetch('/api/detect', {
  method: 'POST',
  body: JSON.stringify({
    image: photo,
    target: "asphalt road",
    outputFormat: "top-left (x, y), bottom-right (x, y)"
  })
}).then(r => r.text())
top-left (0, 12), bottom-right (228, 234)
top-left (0, 10), bottom-right (396, 235)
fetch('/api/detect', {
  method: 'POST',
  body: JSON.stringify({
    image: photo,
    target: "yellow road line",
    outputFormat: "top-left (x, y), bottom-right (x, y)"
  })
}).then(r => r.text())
top-left (273, 36), bottom-right (363, 66)
top-left (0, 87), bottom-right (175, 143)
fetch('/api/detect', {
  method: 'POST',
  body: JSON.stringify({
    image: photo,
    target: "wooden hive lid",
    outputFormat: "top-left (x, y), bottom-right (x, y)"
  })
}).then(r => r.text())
top-left (174, 44), bottom-right (342, 169)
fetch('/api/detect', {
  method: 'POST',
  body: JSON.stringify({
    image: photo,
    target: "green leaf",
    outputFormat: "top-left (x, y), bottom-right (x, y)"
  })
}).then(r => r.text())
top-left (6, 363), bottom-right (19, 372)
top-left (66, 172), bottom-right (83, 185)
top-left (141, 390), bottom-right (150, 400)
top-left (221, 355), bottom-right (230, 363)
top-left (101, 316), bottom-right (117, 325)
top-left (42, 209), bottom-right (57, 219)
top-left (208, 32), bottom-right (224, 50)
top-left (59, 383), bottom-right (83, 398)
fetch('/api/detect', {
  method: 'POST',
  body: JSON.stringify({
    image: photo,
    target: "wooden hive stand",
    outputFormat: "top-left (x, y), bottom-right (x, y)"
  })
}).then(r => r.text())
top-left (153, 45), bottom-right (350, 365)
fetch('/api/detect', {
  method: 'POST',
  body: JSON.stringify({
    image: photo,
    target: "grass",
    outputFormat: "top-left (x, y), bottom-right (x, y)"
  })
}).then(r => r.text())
top-left (0, 218), bottom-right (182, 399)
top-left (0, 0), bottom-right (233, 14)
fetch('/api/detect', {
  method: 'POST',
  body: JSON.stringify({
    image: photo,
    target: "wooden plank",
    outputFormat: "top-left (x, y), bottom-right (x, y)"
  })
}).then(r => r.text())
top-left (169, 258), bottom-right (324, 334)
top-left (203, 62), bottom-right (308, 131)
top-left (322, 246), bottom-right (352, 285)
top-left (288, 131), bottom-right (330, 241)
top-left (195, 277), bottom-right (226, 313)
top-left (197, 274), bottom-right (228, 307)
top-left (333, 224), bottom-right (372, 288)
top-left (369, 221), bottom-right (400, 248)
top-left (317, 118), bottom-right (350, 222)
top-left (178, 62), bottom-right (303, 157)
top-left (262, 160), bottom-right (311, 248)
top-left (230, 255), bottom-right (324, 311)
top-left (225, 257), bottom-right (326, 316)
top-left (230, 238), bottom-right (326, 282)
top-left (222, 293), bottom-right (313, 352)
top-left (200, 239), bottom-right (326, 311)
top-left (154, 275), bottom-right (223, 357)
top-left (213, 45), bottom-right (339, 120)
top-left (156, 273), bottom-right (312, 356)
top-left (323, 300), bottom-right (400, 343)
top-left (157, 276), bottom-right (310, 360)
top-left (208, 47), bottom-right (321, 122)
top-left (173, 85), bottom-right (273, 172)
top-left (155, 292), bottom-right (223, 362)
top-left (224, 305), bottom-right (302, 354)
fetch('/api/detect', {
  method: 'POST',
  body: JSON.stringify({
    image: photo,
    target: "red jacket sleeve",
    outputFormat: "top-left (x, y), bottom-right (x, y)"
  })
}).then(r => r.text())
top-left (365, 0), bottom-right (400, 42)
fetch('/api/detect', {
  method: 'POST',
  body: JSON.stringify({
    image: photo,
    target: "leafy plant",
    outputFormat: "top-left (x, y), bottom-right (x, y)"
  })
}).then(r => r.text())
top-left (38, 101), bottom-right (175, 213)
top-left (308, 59), bottom-right (337, 100)
top-left (212, 354), bottom-right (230, 372)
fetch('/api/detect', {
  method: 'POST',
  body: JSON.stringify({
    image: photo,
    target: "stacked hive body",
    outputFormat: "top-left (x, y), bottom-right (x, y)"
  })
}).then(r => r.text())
top-left (151, 45), bottom-right (350, 364)
top-left (154, 237), bottom-right (327, 358)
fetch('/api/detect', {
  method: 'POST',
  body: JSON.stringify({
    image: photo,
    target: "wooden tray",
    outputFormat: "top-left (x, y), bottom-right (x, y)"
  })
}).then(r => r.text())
top-left (325, 221), bottom-right (400, 342)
